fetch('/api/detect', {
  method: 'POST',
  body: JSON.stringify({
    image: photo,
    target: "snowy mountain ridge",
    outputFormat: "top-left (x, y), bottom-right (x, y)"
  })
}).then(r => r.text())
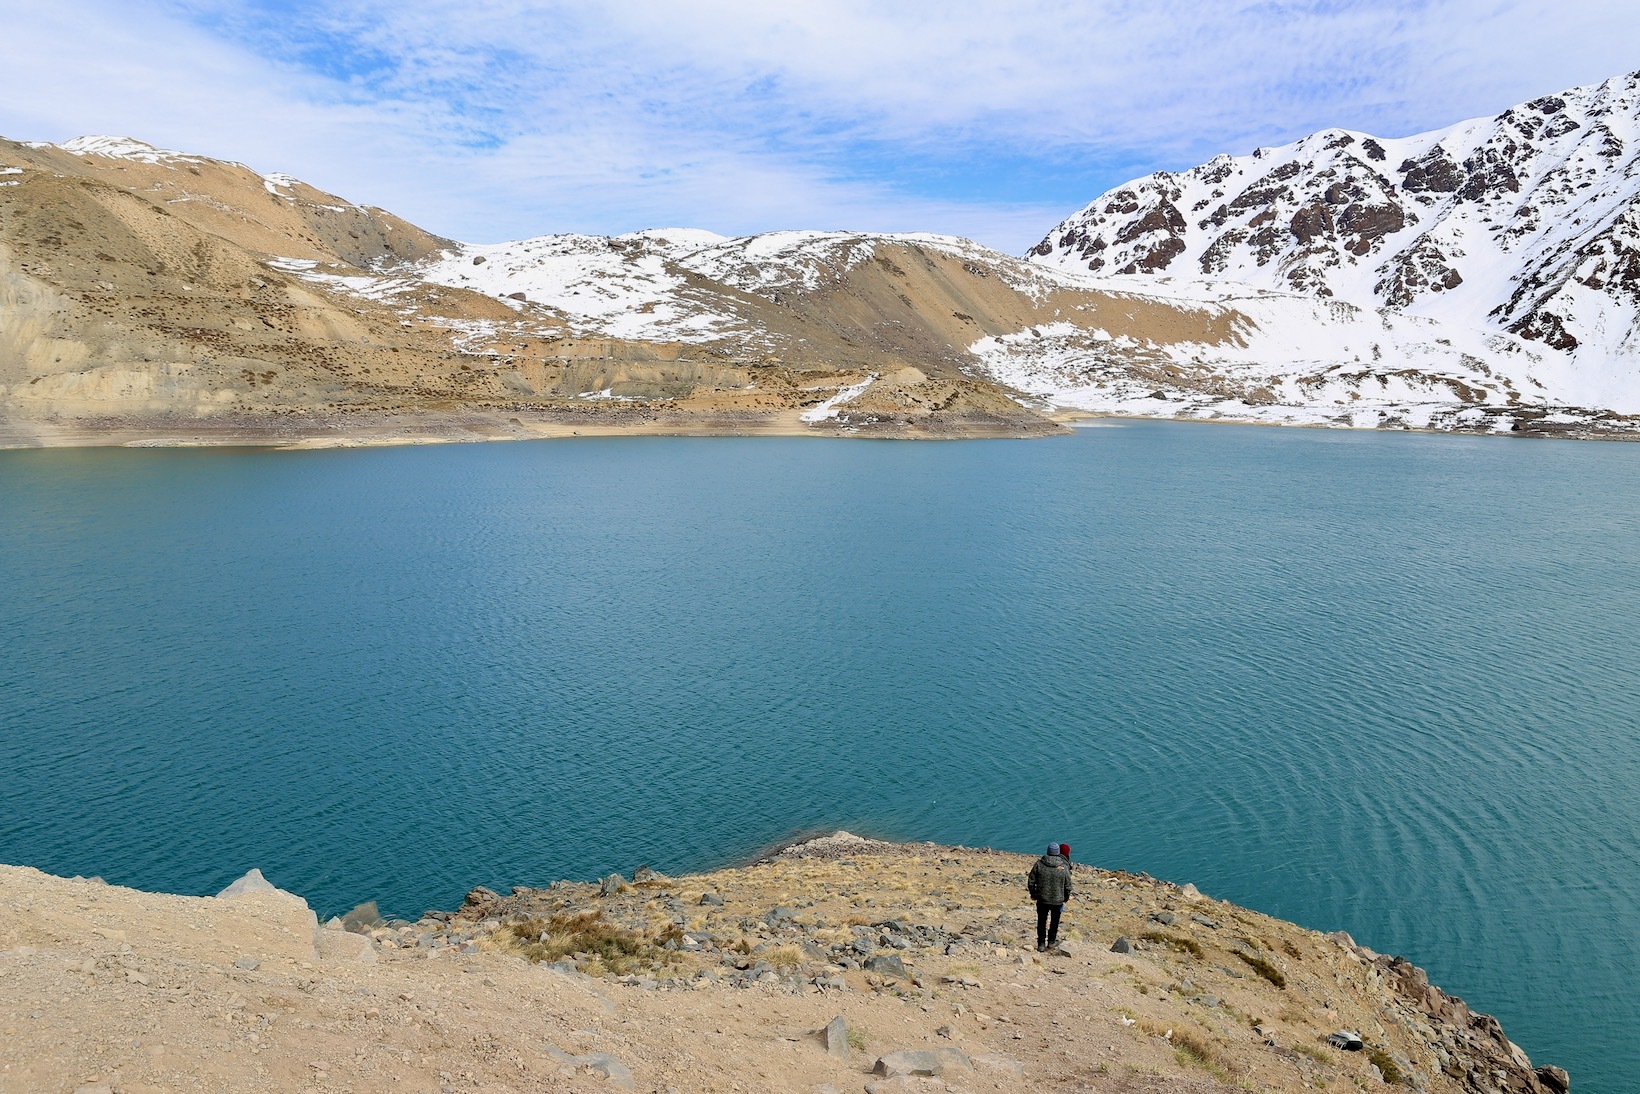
top-left (1027, 70), bottom-right (1640, 415)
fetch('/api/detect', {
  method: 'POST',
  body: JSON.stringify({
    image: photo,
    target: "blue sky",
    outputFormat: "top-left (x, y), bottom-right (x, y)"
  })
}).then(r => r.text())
top-left (1, 1), bottom-right (1636, 251)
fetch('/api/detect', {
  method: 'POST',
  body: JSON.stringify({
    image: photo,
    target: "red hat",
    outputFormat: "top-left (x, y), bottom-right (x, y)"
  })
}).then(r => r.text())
top-left (1059, 843), bottom-right (1071, 858)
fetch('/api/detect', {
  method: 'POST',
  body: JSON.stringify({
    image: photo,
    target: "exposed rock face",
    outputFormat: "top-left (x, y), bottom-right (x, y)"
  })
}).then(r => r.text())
top-left (1031, 69), bottom-right (1640, 377)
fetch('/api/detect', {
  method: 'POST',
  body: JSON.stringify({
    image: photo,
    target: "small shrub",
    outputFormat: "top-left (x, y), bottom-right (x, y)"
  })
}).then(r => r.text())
top-left (1368, 1048), bottom-right (1405, 1085)
top-left (1293, 1042), bottom-right (1333, 1064)
top-left (1140, 931), bottom-right (1204, 959)
top-left (847, 1027), bottom-right (869, 1052)
top-left (1236, 951), bottom-right (1287, 988)
top-left (498, 912), bottom-right (673, 975)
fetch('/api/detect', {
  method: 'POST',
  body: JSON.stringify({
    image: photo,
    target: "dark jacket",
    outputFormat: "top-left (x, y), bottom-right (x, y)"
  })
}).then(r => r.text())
top-left (1027, 854), bottom-right (1073, 905)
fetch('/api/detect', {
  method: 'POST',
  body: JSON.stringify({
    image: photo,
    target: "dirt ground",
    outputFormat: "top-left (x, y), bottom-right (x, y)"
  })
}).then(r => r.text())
top-left (0, 835), bottom-right (1565, 1094)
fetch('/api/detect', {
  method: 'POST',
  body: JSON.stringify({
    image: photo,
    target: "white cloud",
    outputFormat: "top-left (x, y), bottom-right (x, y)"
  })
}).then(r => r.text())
top-left (1, 0), bottom-right (1636, 252)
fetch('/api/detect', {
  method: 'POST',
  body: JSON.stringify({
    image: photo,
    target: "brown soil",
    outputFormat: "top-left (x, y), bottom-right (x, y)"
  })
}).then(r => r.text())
top-left (0, 835), bottom-right (1565, 1093)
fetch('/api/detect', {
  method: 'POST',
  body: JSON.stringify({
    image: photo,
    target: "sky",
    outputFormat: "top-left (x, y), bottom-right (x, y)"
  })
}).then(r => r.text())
top-left (1, 1), bottom-right (1636, 252)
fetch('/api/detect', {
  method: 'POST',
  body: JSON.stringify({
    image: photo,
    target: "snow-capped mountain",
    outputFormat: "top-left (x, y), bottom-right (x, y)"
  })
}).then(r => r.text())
top-left (6, 113), bottom-right (1640, 447)
top-left (1028, 71), bottom-right (1640, 411)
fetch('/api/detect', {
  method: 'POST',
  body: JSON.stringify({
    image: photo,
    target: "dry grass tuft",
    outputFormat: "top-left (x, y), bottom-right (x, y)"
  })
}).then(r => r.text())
top-left (1236, 951), bottom-right (1288, 988)
top-left (1171, 1027), bottom-right (1238, 1082)
top-left (1139, 931), bottom-right (1204, 958)
top-left (496, 912), bottom-right (679, 975)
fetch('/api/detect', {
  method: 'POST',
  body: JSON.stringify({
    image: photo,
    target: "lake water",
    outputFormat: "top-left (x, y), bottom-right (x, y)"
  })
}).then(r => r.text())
top-left (2, 423), bottom-right (1637, 1090)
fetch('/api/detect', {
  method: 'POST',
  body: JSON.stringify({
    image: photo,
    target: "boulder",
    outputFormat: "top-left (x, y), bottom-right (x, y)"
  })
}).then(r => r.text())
top-left (864, 953), bottom-right (908, 980)
top-left (1110, 936), bottom-right (1135, 954)
top-left (821, 1015), bottom-right (849, 1059)
top-left (1535, 1065), bottom-right (1570, 1093)
top-left (873, 1048), bottom-right (970, 1078)
top-left (545, 1045), bottom-right (634, 1089)
top-left (632, 865), bottom-right (666, 883)
top-left (463, 886), bottom-right (500, 907)
top-left (599, 873), bottom-right (626, 896)
top-left (216, 868), bottom-right (280, 898)
top-left (699, 890), bottom-right (724, 906)
top-left (341, 901), bottom-right (382, 934)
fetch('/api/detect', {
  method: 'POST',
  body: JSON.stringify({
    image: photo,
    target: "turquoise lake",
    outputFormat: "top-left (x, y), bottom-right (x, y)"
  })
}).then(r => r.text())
top-left (2, 422), bottom-right (1637, 1090)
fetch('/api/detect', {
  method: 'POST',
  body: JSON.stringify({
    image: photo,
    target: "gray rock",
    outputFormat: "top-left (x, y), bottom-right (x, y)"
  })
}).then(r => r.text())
top-left (632, 865), bottom-right (665, 883)
top-left (873, 1047), bottom-right (971, 1078)
top-left (767, 906), bottom-right (798, 924)
top-left (1535, 1065), bottom-right (1570, 1094)
top-left (699, 890), bottom-right (724, 906)
top-left (464, 886), bottom-right (500, 907)
top-left (1190, 914), bottom-right (1221, 929)
top-left (821, 1015), bottom-right (849, 1058)
top-left (1178, 883), bottom-right (1204, 901)
top-left (234, 956), bottom-right (260, 971)
top-left (341, 902), bottom-right (382, 934)
top-left (546, 1046), bottom-right (634, 1089)
top-left (1152, 911), bottom-right (1177, 925)
top-left (1110, 936), bottom-right (1135, 954)
top-left (864, 953), bottom-right (908, 980)
top-left (216, 868), bottom-right (280, 899)
top-left (599, 873), bottom-right (626, 896)
top-left (1052, 940), bottom-right (1082, 956)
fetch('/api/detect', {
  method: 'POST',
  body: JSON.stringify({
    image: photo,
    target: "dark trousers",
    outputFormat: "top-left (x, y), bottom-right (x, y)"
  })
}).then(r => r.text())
top-left (1035, 900), bottom-right (1063, 947)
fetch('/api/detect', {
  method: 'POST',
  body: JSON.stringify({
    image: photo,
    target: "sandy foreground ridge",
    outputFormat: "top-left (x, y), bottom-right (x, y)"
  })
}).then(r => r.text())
top-left (0, 833), bottom-right (1569, 1094)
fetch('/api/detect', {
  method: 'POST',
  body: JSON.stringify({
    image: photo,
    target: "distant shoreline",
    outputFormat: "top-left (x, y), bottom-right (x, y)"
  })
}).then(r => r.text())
top-left (4, 405), bottom-right (1635, 450)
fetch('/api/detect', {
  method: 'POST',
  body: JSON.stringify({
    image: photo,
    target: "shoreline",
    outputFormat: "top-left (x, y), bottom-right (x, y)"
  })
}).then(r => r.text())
top-left (0, 836), bottom-right (1571, 1093)
top-left (3, 402), bottom-right (1636, 451)
top-left (0, 406), bottom-right (1065, 451)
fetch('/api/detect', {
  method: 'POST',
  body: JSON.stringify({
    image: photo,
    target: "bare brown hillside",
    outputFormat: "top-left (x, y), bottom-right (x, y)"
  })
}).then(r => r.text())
top-left (0, 138), bottom-right (1069, 447)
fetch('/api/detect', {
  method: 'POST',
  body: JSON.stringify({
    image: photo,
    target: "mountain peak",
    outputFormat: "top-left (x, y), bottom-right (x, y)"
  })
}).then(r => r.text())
top-left (1027, 70), bottom-right (1640, 371)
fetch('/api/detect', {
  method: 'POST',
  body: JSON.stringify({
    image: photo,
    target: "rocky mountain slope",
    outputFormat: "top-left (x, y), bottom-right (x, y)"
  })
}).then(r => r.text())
top-left (1028, 71), bottom-right (1640, 427)
top-left (0, 136), bottom-right (1055, 446)
top-left (1, 834), bottom-right (1569, 1094)
top-left (4, 109), bottom-right (1639, 448)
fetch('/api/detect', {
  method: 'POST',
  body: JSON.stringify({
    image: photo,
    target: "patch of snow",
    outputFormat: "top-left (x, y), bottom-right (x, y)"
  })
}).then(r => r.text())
top-left (60, 135), bottom-right (201, 164)
top-left (800, 373), bottom-right (878, 423)
top-left (262, 173), bottom-right (301, 197)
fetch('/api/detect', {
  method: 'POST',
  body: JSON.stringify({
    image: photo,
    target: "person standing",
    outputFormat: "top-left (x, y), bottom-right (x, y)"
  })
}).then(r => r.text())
top-left (1027, 843), bottom-right (1073, 952)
